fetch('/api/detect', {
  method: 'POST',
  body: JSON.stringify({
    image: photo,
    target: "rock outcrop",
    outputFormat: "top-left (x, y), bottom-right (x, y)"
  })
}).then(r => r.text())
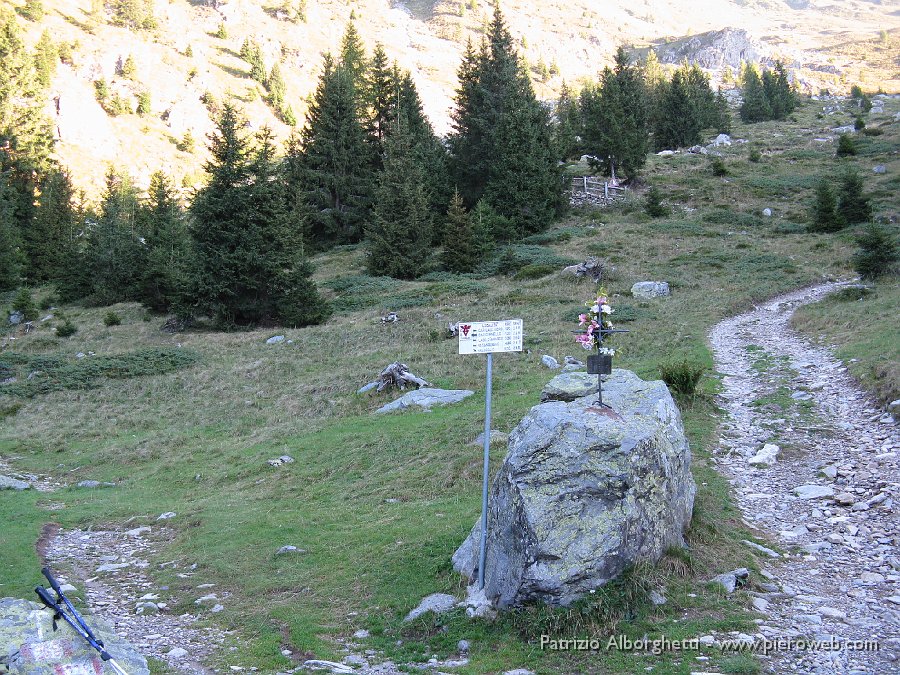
top-left (0, 597), bottom-right (148, 675)
top-left (453, 370), bottom-right (695, 608)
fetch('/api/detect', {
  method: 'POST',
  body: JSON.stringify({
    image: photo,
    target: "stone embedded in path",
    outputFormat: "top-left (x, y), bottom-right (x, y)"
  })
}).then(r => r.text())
top-left (0, 475), bottom-right (30, 490)
top-left (540, 371), bottom-right (598, 402)
top-left (454, 369), bottom-right (695, 608)
top-left (793, 484), bottom-right (835, 500)
top-left (403, 593), bottom-right (458, 622)
top-left (742, 540), bottom-right (780, 558)
top-left (375, 388), bottom-right (474, 414)
top-left (76, 480), bottom-right (115, 488)
top-left (631, 281), bottom-right (670, 299)
top-left (748, 444), bottom-right (779, 467)
top-left (710, 568), bottom-right (749, 593)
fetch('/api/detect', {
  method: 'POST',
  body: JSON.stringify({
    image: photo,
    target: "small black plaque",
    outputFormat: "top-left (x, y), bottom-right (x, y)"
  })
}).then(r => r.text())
top-left (587, 354), bottom-right (612, 375)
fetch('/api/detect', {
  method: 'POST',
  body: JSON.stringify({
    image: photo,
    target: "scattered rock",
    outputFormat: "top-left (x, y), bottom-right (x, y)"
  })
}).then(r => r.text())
top-left (301, 660), bottom-right (354, 674)
top-left (741, 540), bottom-right (780, 558)
top-left (541, 355), bottom-right (560, 369)
top-left (357, 382), bottom-right (378, 394)
top-left (762, 208), bottom-right (772, 217)
top-left (0, 475), bottom-right (30, 491)
top-left (631, 281), bottom-right (670, 299)
top-left (751, 596), bottom-right (770, 612)
top-left (463, 585), bottom-right (498, 620)
top-left (454, 369), bottom-right (695, 608)
top-left (266, 335), bottom-right (285, 344)
top-left (96, 562), bottom-right (131, 573)
top-left (873, 165), bottom-right (886, 174)
top-left (710, 568), bottom-right (750, 593)
top-left (711, 133), bottom-right (732, 147)
top-left (649, 590), bottom-right (667, 605)
top-left (157, 512), bottom-right (176, 520)
top-left (748, 443), bottom-right (779, 467)
top-left (457, 639), bottom-right (470, 653)
top-left (76, 480), bottom-right (115, 488)
top-left (267, 455), bottom-right (295, 467)
top-left (792, 484), bottom-right (834, 500)
top-left (352, 629), bottom-right (370, 639)
top-left (194, 594), bottom-right (218, 606)
top-left (375, 388), bottom-right (474, 414)
top-left (381, 312), bottom-right (399, 324)
top-left (135, 601), bottom-right (160, 615)
top-left (819, 465), bottom-right (838, 480)
top-left (566, 256), bottom-right (607, 283)
top-left (167, 647), bottom-right (189, 660)
top-left (276, 545), bottom-right (307, 556)
top-left (818, 607), bottom-right (847, 621)
top-left (832, 125), bottom-right (855, 134)
top-left (403, 593), bottom-right (458, 622)
top-left (125, 526), bottom-right (151, 537)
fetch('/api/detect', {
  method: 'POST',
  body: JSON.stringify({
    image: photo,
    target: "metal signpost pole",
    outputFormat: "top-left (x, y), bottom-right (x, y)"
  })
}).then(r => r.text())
top-left (478, 352), bottom-right (493, 590)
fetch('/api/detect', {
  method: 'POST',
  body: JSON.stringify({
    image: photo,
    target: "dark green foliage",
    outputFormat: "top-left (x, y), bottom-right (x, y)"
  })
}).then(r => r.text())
top-left (177, 130), bottom-right (195, 153)
top-left (339, 21), bottom-right (368, 88)
top-left (136, 91), bottom-right (151, 116)
top-left (215, 22), bottom-right (227, 39)
top-left (739, 64), bottom-right (770, 123)
top-left (809, 179), bottom-right (843, 233)
top-left (0, 347), bottom-right (196, 397)
top-left (836, 134), bottom-right (856, 157)
top-left (442, 190), bottom-right (476, 273)
top-left (240, 38), bottom-right (266, 84)
top-left (0, 173), bottom-right (25, 290)
top-left (25, 169), bottom-right (76, 283)
top-left (448, 10), bottom-right (564, 231)
top-left (266, 63), bottom-right (286, 108)
top-left (553, 80), bottom-right (580, 161)
top-left (748, 147), bottom-right (761, 163)
top-left (103, 311), bottom-right (122, 326)
top-left (854, 116), bottom-right (865, 131)
top-left (645, 185), bottom-right (668, 218)
top-left (710, 157), bottom-right (728, 176)
top-left (12, 288), bottom-right (38, 321)
top-left (185, 44), bottom-right (193, 58)
top-left (140, 171), bottom-right (189, 313)
top-left (836, 170), bottom-right (871, 225)
top-left (366, 127), bottom-right (433, 279)
top-left (850, 85), bottom-right (872, 113)
top-left (191, 108), bottom-right (329, 328)
top-left (853, 225), bottom-right (897, 280)
top-left (289, 58), bottom-right (373, 248)
top-left (580, 47), bottom-right (649, 179)
top-left (659, 359), bottom-right (706, 399)
top-left (55, 319), bottom-right (76, 337)
top-left (863, 127), bottom-right (883, 137)
top-left (94, 78), bottom-right (108, 102)
top-left (111, 0), bottom-right (157, 30)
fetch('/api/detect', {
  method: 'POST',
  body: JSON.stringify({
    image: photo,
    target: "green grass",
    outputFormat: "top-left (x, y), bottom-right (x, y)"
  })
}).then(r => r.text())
top-left (1, 97), bottom-right (898, 673)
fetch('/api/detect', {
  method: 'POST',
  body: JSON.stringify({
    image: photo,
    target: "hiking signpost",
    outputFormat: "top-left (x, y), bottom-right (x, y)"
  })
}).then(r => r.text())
top-left (458, 319), bottom-right (523, 590)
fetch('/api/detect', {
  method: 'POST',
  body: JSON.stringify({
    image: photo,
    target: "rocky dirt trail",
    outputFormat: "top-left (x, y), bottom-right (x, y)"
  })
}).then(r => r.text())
top-left (709, 282), bottom-right (900, 674)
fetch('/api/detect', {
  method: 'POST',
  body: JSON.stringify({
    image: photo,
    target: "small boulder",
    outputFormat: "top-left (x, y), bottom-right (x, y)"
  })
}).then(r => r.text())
top-left (404, 593), bottom-right (458, 622)
top-left (710, 568), bottom-right (750, 593)
top-left (0, 475), bottom-right (30, 491)
top-left (471, 430), bottom-right (509, 447)
top-left (8, 311), bottom-right (23, 325)
top-left (748, 443), bottom-right (779, 467)
top-left (711, 133), bottom-right (732, 147)
top-left (793, 485), bottom-right (834, 500)
top-left (157, 512), bottom-right (177, 520)
top-left (375, 388), bottom-right (474, 414)
top-left (265, 335), bottom-right (285, 345)
top-left (541, 355), bottom-right (560, 370)
top-left (762, 208), bottom-right (772, 217)
top-left (873, 165), bottom-right (886, 174)
top-left (167, 647), bottom-right (189, 660)
top-left (631, 281), bottom-right (670, 299)
top-left (275, 545), bottom-right (307, 556)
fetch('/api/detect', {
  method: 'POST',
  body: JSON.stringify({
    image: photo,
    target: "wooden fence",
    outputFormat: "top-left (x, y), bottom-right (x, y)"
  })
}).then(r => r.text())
top-left (570, 176), bottom-right (627, 204)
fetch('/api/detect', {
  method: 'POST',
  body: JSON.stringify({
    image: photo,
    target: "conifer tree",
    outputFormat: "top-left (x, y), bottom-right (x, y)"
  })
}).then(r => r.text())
top-left (442, 189), bottom-right (476, 273)
top-left (266, 62), bottom-right (286, 108)
top-left (854, 225), bottom-right (897, 280)
top-left (34, 30), bottom-right (57, 88)
top-left (340, 21), bottom-right (368, 90)
top-left (141, 170), bottom-right (188, 313)
top-left (366, 126), bottom-right (432, 279)
top-left (26, 169), bottom-right (75, 282)
top-left (365, 43), bottom-right (394, 155)
top-left (740, 63), bottom-right (771, 123)
top-left (553, 80), bottom-right (580, 161)
top-left (580, 47), bottom-right (648, 179)
top-left (809, 179), bottom-right (843, 233)
top-left (448, 7), bottom-right (563, 230)
top-left (837, 170), bottom-right (872, 225)
top-left (654, 69), bottom-right (701, 150)
top-left (290, 57), bottom-right (373, 248)
top-left (0, 172), bottom-right (24, 290)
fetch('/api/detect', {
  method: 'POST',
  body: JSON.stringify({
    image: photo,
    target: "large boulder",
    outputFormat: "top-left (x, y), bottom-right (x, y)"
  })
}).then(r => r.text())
top-left (0, 597), bottom-right (148, 674)
top-left (540, 371), bottom-right (598, 402)
top-left (631, 281), bottom-right (670, 299)
top-left (453, 370), bottom-right (695, 608)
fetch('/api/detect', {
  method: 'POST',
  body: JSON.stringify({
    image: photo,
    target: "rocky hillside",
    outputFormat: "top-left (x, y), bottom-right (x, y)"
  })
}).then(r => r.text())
top-left (8, 0), bottom-right (899, 196)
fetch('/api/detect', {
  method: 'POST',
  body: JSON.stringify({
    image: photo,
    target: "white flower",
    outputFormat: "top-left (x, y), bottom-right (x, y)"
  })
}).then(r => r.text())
top-left (600, 304), bottom-right (612, 314)
top-left (590, 304), bottom-right (600, 313)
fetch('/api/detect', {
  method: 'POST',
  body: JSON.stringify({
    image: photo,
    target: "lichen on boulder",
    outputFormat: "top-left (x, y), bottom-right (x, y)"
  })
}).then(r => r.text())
top-left (453, 369), bottom-right (696, 608)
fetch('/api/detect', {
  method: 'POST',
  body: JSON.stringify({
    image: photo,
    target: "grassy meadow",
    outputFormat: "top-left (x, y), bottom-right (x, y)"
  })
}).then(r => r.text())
top-left (1, 97), bottom-right (897, 674)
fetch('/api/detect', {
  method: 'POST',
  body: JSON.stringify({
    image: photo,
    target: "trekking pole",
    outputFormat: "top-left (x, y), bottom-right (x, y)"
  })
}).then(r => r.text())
top-left (34, 586), bottom-right (130, 675)
top-left (42, 567), bottom-right (104, 649)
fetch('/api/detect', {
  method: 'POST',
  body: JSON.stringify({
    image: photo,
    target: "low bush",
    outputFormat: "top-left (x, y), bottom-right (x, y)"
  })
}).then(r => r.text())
top-left (513, 264), bottom-right (556, 280)
top-left (659, 360), bottom-right (706, 399)
top-left (103, 311), bottom-right (122, 327)
top-left (55, 320), bottom-right (77, 337)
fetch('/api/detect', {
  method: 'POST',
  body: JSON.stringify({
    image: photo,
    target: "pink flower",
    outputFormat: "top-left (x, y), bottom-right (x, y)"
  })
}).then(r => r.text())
top-left (578, 313), bottom-right (588, 325)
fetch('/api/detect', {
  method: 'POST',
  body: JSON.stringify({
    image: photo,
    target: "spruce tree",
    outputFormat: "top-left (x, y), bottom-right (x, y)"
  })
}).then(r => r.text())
top-left (365, 43), bottom-right (394, 156)
top-left (290, 57), bottom-right (373, 248)
top-left (266, 62), bottom-right (286, 108)
top-left (366, 126), bottom-right (433, 279)
top-left (740, 63), bottom-right (771, 123)
top-left (837, 170), bottom-right (872, 225)
top-left (0, 172), bottom-right (24, 290)
top-left (654, 69), bottom-right (701, 150)
top-left (448, 7), bottom-right (563, 230)
top-left (553, 80), bottom-right (580, 161)
top-left (26, 169), bottom-right (75, 283)
top-left (141, 170), bottom-right (188, 313)
top-left (809, 179), bottom-right (843, 233)
top-left (340, 21), bottom-right (368, 90)
top-left (580, 47), bottom-right (648, 179)
top-left (442, 189), bottom-right (476, 273)
top-left (34, 30), bottom-right (57, 89)
top-left (854, 225), bottom-right (897, 280)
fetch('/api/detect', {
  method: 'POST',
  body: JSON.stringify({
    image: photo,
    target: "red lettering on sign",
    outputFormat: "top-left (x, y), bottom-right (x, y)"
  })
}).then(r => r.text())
top-left (461, 324), bottom-right (472, 337)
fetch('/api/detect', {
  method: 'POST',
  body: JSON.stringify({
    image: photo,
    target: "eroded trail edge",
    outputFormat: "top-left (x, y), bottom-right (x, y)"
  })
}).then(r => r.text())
top-left (709, 282), bottom-right (899, 674)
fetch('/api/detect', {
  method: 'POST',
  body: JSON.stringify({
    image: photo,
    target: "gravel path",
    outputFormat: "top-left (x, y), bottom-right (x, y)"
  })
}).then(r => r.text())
top-left (708, 282), bottom-right (900, 674)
